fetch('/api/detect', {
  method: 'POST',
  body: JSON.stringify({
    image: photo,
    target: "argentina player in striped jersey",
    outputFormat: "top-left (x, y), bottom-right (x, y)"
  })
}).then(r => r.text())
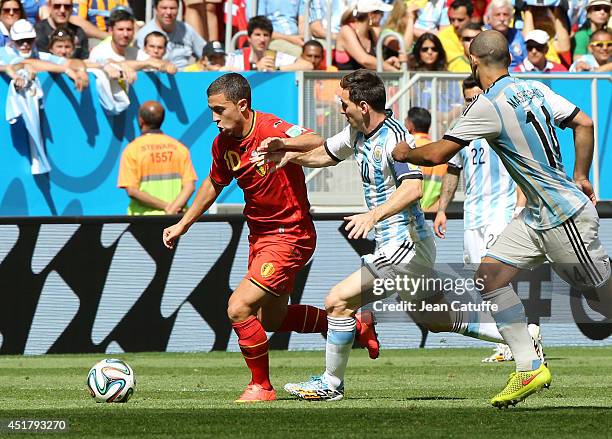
top-left (435, 76), bottom-right (542, 364)
top-left (253, 70), bottom-right (509, 402)
top-left (394, 30), bottom-right (611, 408)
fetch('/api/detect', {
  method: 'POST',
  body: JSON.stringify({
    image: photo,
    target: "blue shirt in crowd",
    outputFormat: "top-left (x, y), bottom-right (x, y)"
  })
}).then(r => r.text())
top-left (136, 19), bottom-right (205, 69)
top-left (258, 0), bottom-right (323, 35)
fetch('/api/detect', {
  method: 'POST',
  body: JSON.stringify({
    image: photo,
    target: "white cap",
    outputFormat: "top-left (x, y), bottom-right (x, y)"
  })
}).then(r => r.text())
top-left (356, 0), bottom-right (393, 13)
top-left (587, 0), bottom-right (611, 9)
top-left (10, 19), bottom-right (36, 41)
top-left (525, 29), bottom-right (550, 45)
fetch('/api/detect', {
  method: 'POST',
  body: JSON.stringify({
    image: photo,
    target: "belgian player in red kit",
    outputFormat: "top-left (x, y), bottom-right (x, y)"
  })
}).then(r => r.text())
top-left (163, 73), bottom-right (378, 402)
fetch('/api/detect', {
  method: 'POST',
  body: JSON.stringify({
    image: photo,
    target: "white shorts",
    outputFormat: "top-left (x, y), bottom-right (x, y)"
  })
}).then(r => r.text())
top-left (363, 236), bottom-right (436, 282)
top-left (464, 221), bottom-right (510, 265)
top-left (487, 202), bottom-right (611, 290)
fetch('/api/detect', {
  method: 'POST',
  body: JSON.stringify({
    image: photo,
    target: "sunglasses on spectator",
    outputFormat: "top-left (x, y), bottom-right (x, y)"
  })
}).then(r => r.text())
top-left (52, 3), bottom-right (72, 10)
top-left (15, 38), bottom-right (34, 45)
top-left (1, 7), bottom-right (20, 13)
top-left (590, 40), bottom-right (612, 48)
top-left (461, 36), bottom-right (476, 42)
top-left (589, 5), bottom-right (610, 12)
top-left (420, 46), bottom-right (439, 53)
top-left (526, 42), bottom-right (546, 52)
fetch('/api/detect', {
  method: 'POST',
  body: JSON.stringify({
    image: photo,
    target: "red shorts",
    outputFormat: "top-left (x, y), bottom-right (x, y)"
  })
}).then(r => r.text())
top-left (247, 230), bottom-right (316, 296)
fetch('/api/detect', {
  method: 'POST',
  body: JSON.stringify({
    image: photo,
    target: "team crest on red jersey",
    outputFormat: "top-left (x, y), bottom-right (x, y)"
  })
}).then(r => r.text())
top-left (255, 163), bottom-right (268, 176)
top-left (251, 151), bottom-right (268, 176)
top-left (261, 263), bottom-right (275, 278)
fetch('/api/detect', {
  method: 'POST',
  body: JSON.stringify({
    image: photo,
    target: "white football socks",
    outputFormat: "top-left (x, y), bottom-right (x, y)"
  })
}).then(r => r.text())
top-left (323, 316), bottom-right (356, 390)
top-left (452, 306), bottom-right (505, 343)
top-left (481, 285), bottom-right (541, 371)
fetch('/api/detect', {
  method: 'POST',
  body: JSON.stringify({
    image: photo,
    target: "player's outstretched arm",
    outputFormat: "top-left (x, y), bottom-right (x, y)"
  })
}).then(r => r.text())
top-left (392, 139), bottom-right (463, 166)
top-left (259, 133), bottom-right (325, 153)
top-left (568, 111), bottom-right (596, 205)
top-left (252, 145), bottom-right (338, 170)
top-left (434, 168), bottom-right (460, 239)
top-left (290, 145), bottom-right (340, 168)
top-left (162, 176), bottom-right (223, 249)
top-left (345, 179), bottom-right (422, 239)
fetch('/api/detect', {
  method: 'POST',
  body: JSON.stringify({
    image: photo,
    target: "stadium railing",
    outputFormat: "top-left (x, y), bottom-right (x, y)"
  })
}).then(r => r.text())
top-left (298, 71), bottom-right (409, 210)
top-left (376, 30), bottom-right (409, 72)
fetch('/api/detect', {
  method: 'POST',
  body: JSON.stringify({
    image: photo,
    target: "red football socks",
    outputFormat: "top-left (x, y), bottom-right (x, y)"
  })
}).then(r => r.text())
top-left (277, 304), bottom-right (328, 333)
top-left (232, 316), bottom-right (272, 390)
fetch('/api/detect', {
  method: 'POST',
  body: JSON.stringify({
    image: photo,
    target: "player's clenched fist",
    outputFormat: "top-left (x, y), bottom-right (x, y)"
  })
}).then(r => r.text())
top-left (163, 222), bottom-right (188, 249)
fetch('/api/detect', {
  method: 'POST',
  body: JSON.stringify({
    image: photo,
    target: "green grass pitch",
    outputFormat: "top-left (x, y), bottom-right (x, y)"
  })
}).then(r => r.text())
top-left (0, 347), bottom-right (611, 438)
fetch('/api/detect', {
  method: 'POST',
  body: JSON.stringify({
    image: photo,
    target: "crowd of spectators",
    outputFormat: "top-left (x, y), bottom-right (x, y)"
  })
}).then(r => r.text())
top-left (0, 0), bottom-right (608, 80)
top-left (0, 0), bottom-right (608, 212)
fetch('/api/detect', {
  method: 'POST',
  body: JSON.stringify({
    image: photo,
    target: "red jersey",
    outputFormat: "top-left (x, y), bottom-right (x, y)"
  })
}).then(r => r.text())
top-left (209, 111), bottom-right (314, 235)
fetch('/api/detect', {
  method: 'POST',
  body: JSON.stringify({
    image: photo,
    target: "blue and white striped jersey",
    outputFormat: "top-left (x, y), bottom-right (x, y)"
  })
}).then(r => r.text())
top-left (448, 138), bottom-right (516, 230)
top-left (325, 115), bottom-right (432, 249)
top-left (444, 75), bottom-right (588, 231)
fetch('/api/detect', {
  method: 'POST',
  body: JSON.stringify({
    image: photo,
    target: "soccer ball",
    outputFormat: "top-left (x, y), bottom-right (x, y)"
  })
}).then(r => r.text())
top-left (87, 359), bottom-right (135, 403)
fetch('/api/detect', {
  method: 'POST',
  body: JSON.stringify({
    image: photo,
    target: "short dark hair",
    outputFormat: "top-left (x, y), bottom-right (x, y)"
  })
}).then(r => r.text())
top-left (154, 0), bottom-right (179, 7)
top-left (247, 16), bottom-right (273, 36)
top-left (207, 73), bottom-right (252, 108)
top-left (0, 0), bottom-right (25, 19)
top-left (109, 8), bottom-right (135, 27)
top-left (406, 107), bottom-right (431, 133)
top-left (450, 0), bottom-right (474, 17)
top-left (339, 69), bottom-right (386, 113)
top-left (462, 75), bottom-right (480, 93)
top-left (591, 28), bottom-right (612, 41)
top-left (144, 31), bottom-right (168, 47)
top-left (48, 27), bottom-right (75, 50)
top-left (462, 22), bottom-right (483, 33)
top-left (139, 103), bottom-right (165, 129)
top-left (303, 39), bottom-right (324, 52)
